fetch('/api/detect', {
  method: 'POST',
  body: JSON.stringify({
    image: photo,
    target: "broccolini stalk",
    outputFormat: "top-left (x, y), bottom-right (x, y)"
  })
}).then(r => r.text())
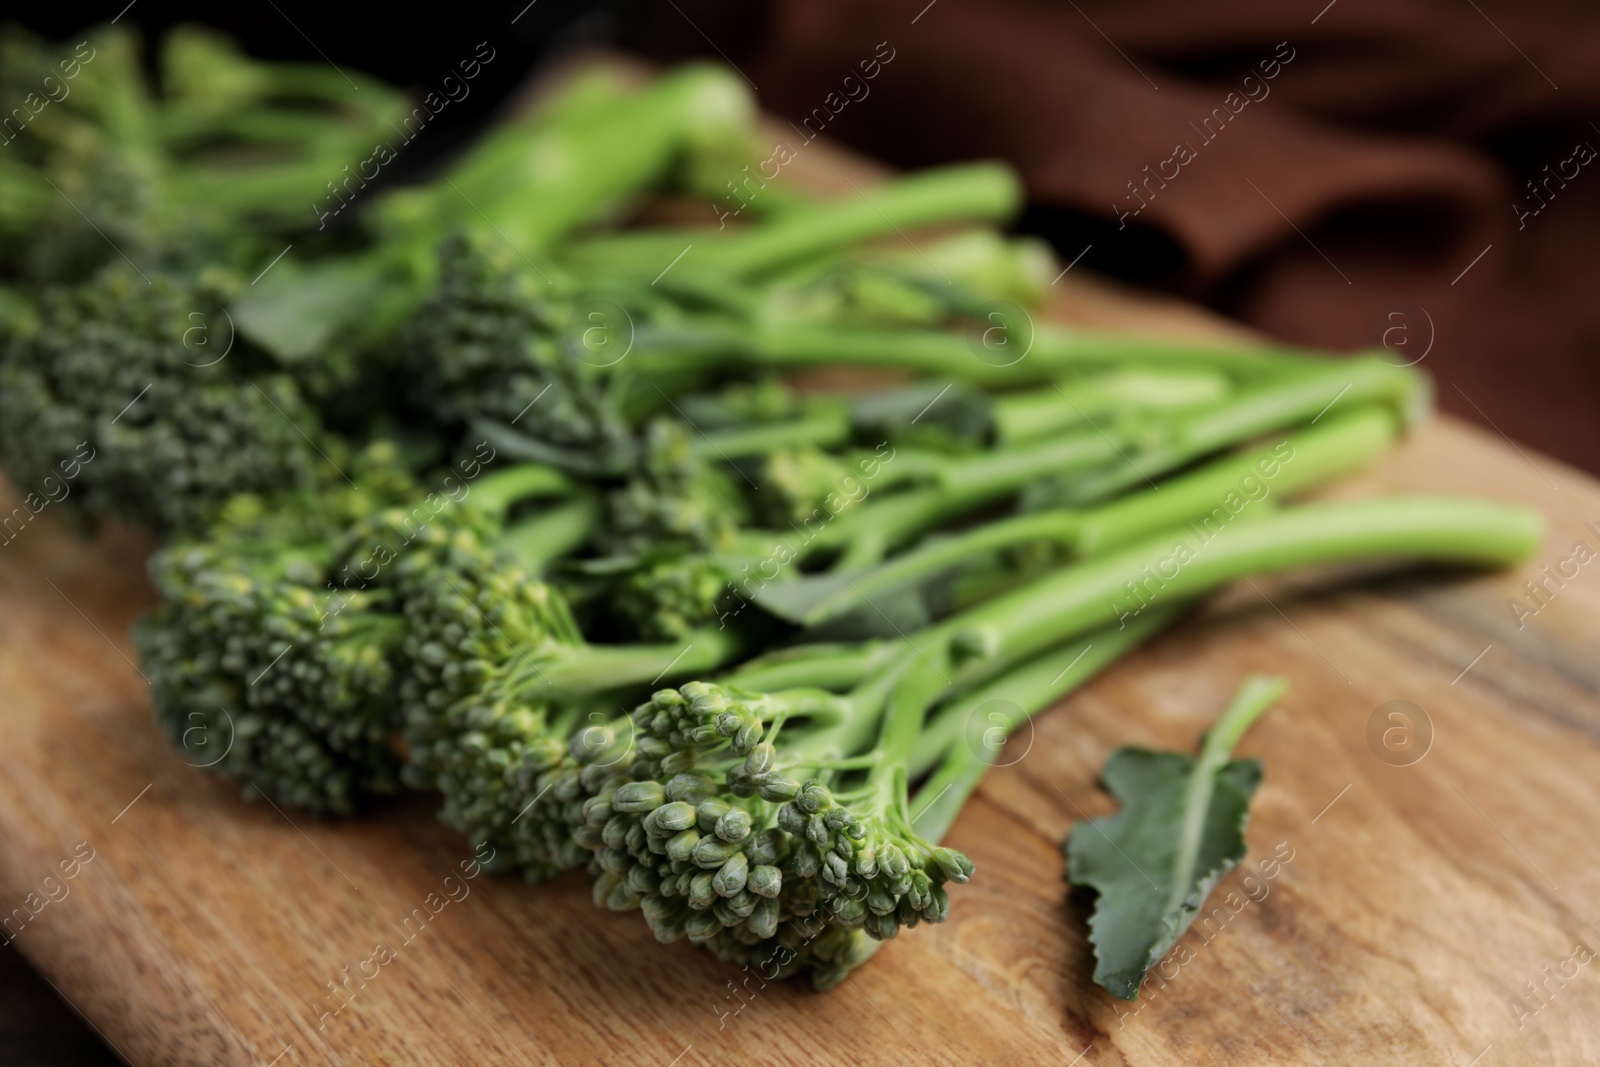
top-left (908, 610), bottom-right (1183, 837)
top-left (694, 318), bottom-right (1332, 388)
top-left (602, 364), bottom-right (1417, 640)
top-left (928, 495), bottom-right (1541, 699)
top-left (236, 65), bottom-right (752, 366)
top-left (380, 63), bottom-right (753, 255)
top-left (394, 479), bottom-right (751, 874)
top-left (757, 609), bottom-right (1184, 986)
top-left (752, 230), bottom-right (1058, 331)
top-left (566, 491), bottom-right (1534, 982)
top-left (557, 586), bottom-right (1187, 985)
top-left (562, 162), bottom-right (1023, 281)
top-left (154, 26), bottom-right (409, 230)
top-left (758, 406), bottom-right (1400, 628)
top-left (992, 367), bottom-right (1231, 444)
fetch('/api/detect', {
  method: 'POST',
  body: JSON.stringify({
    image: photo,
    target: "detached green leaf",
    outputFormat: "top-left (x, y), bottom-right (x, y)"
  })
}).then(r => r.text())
top-left (1066, 674), bottom-right (1286, 1000)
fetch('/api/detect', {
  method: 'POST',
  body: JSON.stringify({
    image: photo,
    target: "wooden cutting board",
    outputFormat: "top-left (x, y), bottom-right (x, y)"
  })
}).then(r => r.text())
top-left (4, 83), bottom-right (1600, 1067)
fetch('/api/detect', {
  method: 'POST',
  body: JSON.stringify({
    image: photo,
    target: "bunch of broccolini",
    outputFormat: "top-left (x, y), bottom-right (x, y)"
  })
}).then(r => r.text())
top-left (0, 52), bottom-right (1548, 992)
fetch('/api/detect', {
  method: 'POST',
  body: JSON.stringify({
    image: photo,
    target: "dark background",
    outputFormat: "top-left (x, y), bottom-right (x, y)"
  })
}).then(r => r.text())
top-left (5, 2), bottom-right (1597, 1060)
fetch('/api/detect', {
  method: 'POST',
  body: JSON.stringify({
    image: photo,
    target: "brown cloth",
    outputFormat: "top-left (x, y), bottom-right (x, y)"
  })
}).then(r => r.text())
top-left (742, 0), bottom-right (1600, 473)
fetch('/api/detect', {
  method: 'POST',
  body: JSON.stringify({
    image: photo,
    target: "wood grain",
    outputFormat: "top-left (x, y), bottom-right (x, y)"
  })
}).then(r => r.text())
top-left (4, 82), bottom-right (1600, 1067)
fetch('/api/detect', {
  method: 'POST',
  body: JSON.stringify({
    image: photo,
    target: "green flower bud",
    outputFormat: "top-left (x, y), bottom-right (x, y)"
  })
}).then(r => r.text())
top-left (695, 797), bottom-right (731, 831)
top-left (925, 884), bottom-right (950, 923)
top-left (776, 803), bottom-right (806, 835)
top-left (746, 828), bottom-right (783, 867)
top-left (864, 911), bottom-right (899, 941)
top-left (591, 871), bottom-right (622, 909)
top-left (688, 871), bottom-right (717, 910)
top-left (692, 835), bottom-right (741, 868)
top-left (612, 781), bottom-right (664, 813)
top-left (747, 864), bottom-right (782, 898)
top-left (651, 912), bottom-right (688, 944)
top-left (685, 908), bottom-right (721, 943)
top-left (648, 800), bottom-right (697, 833)
top-left (664, 772), bottom-right (717, 803)
top-left (790, 844), bottom-right (821, 879)
top-left (757, 775), bottom-right (799, 802)
top-left (601, 814), bottom-right (631, 849)
top-left (604, 879), bottom-right (639, 912)
top-left (660, 750), bottom-right (697, 774)
top-left (749, 895), bottom-right (780, 939)
top-left (666, 828), bottom-right (701, 862)
top-left (734, 720), bottom-right (762, 751)
top-left (930, 846), bottom-right (974, 884)
top-left (627, 866), bottom-right (660, 895)
top-left (796, 780), bottom-right (830, 814)
top-left (712, 853), bottom-right (749, 897)
top-left (832, 893), bottom-right (866, 925)
top-left (743, 742), bottom-right (775, 776)
top-left (715, 808), bottom-right (753, 843)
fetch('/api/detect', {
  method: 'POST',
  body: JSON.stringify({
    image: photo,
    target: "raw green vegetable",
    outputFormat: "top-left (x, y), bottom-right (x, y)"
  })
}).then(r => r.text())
top-left (756, 405), bottom-right (1399, 629)
top-left (1065, 674), bottom-right (1287, 999)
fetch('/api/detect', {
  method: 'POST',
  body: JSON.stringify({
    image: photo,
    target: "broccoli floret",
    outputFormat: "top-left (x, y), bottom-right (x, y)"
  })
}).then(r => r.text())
top-left (137, 446), bottom-right (422, 813)
top-left (0, 266), bottom-right (326, 535)
top-left (395, 238), bottom-right (634, 469)
top-left (597, 419), bottom-right (750, 555)
top-left (397, 517), bottom-right (746, 876)
top-left (554, 661), bottom-right (972, 988)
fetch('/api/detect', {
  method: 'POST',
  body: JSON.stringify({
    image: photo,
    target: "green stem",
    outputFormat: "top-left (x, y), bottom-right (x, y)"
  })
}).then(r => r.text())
top-left (725, 641), bottom-right (897, 693)
top-left (1165, 675), bottom-right (1286, 914)
top-left (707, 163), bottom-right (1022, 278)
top-left (908, 608), bottom-right (1181, 839)
top-left (933, 495), bottom-right (1541, 688)
top-left (715, 322), bottom-right (1327, 387)
top-left (1066, 357), bottom-right (1425, 504)
top-left (1071, 406), bottom-right (1395, 555)
top-left (500, 493), bottom-right (599, 572)
top-left (694, 407), bottom-right (851, 458)
top-left (540, 625), bottom-right (746, 693)
top-left (993, 369), bottom-right (1231, 444)
top-left (568, 163), bottom-right (1020, 281)
top-left (470, 464), bottom-right (574, 517)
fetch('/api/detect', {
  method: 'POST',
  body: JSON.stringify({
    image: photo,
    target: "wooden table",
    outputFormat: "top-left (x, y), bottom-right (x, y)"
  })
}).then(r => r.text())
top-left (4, 102), bottom-right (1600, 1067)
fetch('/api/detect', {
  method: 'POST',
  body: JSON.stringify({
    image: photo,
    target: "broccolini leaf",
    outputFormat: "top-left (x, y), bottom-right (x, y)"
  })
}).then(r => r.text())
top-left (1065, 675), bottom-right (1285, 1000)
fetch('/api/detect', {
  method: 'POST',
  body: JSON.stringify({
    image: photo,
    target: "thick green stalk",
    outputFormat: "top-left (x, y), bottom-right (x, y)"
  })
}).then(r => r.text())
top-left (812, 402), bottom-right (1395, 616)
top-left (930, 495), bottom-right (1541, 690)
top-left (724, 641), bottom-right (900, 694)
top-left (567, 163), bottom-right (1020, 280)
top-left (706, 163), bottom-right (1021, 278)
top-left (1068, 357), bottom-right (1425, 503)
top-left (908, 609), bottom-right (1180, 839)
top-left (717, 322), bottom-right (1327, 386)
top-left (499, 493), bottom-right (599, 572)
top-left (694, 407), bottom-right (852, 458)
top-left (538, 625), bottom-right (746, 693)
top-left (994, 369), bottom-right (1231, 444)
top-left (1072, 405), bottom-right (1394, 554)
top-left (469, 464), bottom-right (574, 516)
